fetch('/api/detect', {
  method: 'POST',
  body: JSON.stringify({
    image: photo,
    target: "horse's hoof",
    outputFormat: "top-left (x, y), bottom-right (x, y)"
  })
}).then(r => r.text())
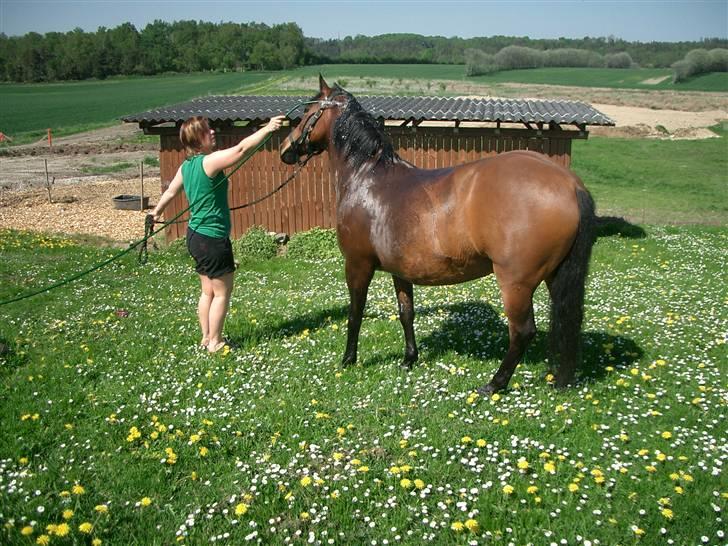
top-left (554, 373), bottom-right (575, 389)
top-left (476, 383), bottom-right (500, 397)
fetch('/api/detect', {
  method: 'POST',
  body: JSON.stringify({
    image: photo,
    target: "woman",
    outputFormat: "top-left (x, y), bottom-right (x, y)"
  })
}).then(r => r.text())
top-left (152, 114), bottom-right (285, 353)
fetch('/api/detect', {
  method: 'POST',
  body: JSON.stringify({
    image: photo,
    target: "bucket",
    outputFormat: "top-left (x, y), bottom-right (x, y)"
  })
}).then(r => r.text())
top-left (112, 195), bottom-right (150, 210)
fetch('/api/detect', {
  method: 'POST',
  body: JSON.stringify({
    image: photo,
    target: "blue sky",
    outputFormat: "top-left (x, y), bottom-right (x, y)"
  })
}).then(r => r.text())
top-left (1, 0), bottom-right (726, 41)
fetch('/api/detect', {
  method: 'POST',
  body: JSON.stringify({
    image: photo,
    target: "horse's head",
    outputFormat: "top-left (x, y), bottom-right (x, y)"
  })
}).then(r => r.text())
top-left (280, 75), bottom-right (346, 165)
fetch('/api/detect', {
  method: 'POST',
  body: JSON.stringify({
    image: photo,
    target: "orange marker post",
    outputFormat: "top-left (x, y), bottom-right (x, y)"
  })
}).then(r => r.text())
top-left (47, 128), bottom-right (52, 149)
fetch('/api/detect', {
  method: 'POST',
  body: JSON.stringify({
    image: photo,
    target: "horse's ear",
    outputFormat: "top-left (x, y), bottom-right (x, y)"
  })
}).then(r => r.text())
top-left (319, 74), bottom-right (330, 93)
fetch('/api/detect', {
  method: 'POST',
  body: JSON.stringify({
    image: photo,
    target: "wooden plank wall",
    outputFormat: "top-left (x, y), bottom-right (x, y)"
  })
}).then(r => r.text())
top-left (159, 127), bottom-right (574, 240)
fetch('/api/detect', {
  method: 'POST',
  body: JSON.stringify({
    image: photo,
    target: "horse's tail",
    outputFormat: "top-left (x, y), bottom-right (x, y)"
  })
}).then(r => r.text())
top-left (548, 188), bottom-right (596, 387)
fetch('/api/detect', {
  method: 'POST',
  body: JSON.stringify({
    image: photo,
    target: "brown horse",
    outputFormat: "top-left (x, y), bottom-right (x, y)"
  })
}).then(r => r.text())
top-left (280, 76), bottom-right (596, 394)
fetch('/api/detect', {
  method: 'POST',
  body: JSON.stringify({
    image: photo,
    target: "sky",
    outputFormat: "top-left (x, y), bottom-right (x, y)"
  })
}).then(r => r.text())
top-left (0, 0), bottom-right (726, 42)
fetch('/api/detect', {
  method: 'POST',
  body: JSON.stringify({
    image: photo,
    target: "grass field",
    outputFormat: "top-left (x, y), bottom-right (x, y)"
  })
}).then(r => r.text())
top-left (292, 64), bottom-right (728, 92)
top-left (0, 218), bottom-right (726, 545)
top-left (0, 72), bottom-right (274, 142)
top-left (572, 123), bottom-right (728, 225)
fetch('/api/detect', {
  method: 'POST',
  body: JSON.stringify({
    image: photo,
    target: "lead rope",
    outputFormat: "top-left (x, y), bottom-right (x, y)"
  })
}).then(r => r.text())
top-left (0, 100), bottom-right (320, 307)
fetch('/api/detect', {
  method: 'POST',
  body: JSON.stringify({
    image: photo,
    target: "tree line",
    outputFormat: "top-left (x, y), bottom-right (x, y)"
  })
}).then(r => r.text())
top-left (1, 20), bottom-right (726, 83)
top-left (306, 33), bottom-right (728, 69)
top-left (0, 21), bottom-right (307, 82)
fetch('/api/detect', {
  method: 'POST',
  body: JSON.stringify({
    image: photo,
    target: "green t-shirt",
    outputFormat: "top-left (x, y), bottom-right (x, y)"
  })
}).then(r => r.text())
top-left (181, 155), bottom-right (230, 238)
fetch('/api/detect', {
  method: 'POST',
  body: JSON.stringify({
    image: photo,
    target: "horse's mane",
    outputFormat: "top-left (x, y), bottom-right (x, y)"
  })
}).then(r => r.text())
top-left (327, 85), bottom-right (397, 170)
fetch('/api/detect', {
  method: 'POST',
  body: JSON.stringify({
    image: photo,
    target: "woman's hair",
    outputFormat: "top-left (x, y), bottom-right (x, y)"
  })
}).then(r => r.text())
top-left (179, 116), bottom-right (211, 156)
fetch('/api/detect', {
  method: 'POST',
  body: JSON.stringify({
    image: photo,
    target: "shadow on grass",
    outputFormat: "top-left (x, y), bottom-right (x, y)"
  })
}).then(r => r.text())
top-left (596, 216), bottom-right (647, 239)
top-left (226, 304), bottom-right (349, 347)
top-left (413, 301), bottom-right (643, 383)
top-left (0, 336), bottom-right (26, 378)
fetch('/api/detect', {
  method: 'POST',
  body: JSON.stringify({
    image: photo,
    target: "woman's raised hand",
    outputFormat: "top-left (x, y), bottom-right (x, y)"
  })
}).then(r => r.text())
top-left (265, 115), bottom-right (286, 134)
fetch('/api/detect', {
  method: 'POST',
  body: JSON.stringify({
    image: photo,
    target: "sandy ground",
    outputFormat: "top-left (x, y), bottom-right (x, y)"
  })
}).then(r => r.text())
top-left (589, 104), bottom-right (727, 139)
top-left (0, 177), bottom-right (163, 243)
top-left (1, 82), bottom-right (726, 242)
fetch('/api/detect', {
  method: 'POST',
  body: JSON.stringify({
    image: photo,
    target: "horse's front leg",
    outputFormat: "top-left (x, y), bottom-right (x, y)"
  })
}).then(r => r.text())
top-left (392, 275), bottom-right (418, 369)
top-left (342, 259), bottom-right (375, 367)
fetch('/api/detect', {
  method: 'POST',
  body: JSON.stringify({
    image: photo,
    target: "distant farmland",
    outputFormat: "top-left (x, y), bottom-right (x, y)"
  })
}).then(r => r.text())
top-left (1, 65), bottom-right (725, 142)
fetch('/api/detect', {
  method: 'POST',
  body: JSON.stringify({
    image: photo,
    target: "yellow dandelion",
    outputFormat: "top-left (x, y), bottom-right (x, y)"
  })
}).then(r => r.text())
top-left (140, 496), bottom-right (152, 507)
top-left (661, 431), bottom-right (672, 440)
top-left (568, 483), bottom-right (579, 492)
top-left (92, 539), bottom-right (102, 546)
top-left (332, 452), bottom-right (344, 461)
top-left (78, 522), bottom-right (93, 534)
top-left (400, 478), bottom-right (413, 489)
top-left (357, 465), bottom-right (370, 473)
top-left (502, 484), bottom-right (514, 495)
top-left (476, 439), bottom-right (487, 448)
top-left (451, 521), bottom-right (465, 532)
top-left (53, 523), bottom-right (70, 537)
top-left (21, 526), bottom-right (34, 536)
top-left (461, 435), bottom-right (473, 444)
top-left (465, 518), bottom-right (479, 533)
top-left (36, 535), bottom-right (50, 546)
top-left (300, 511), bottom-right (310, 520)
top-left (300, 476), bottom-right (312, 487)
top-left (661, 508), bottom-right (674, 520)
top-left (517, 458), bottom-right (530, 470)
top-left (414, 479), bottom-right (425, 489)
top-left (234, 503), bottom-right (248, 516)
top-left (71, 484), bottom-right (85, 495)
top-left (126, 426), bottom-right (141, 442)
top-left (62, 509), bottom-right (74, 520)
top-left (544, 462), bottom-right (556, 474)
top-left (527, 485), bottom-right (538, 494)
top-left (199, 446), bottom-right (209, 457)
top-left (94, 504), bottom-right (109, 513)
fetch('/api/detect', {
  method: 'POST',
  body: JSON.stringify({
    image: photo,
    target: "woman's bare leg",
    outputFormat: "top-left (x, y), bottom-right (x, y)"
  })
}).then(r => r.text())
top-left (208, 272), bottom-right (234, 352)
top-left (198, 274), bottom-right (214, 346)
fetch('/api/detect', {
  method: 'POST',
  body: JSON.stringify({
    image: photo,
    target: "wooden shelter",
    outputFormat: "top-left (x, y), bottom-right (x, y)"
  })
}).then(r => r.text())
top-left (123, 95), bottom-right (613, 240)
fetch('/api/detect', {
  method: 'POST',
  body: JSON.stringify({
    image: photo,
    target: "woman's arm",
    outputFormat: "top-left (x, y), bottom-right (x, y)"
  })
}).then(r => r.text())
top-left (202, 115), bottom-right (285, 178)
top-left (151, 166), bottom-right (183, 222)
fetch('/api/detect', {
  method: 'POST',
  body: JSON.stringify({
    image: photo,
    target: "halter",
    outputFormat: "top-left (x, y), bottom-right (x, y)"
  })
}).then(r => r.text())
top-left (286, 95), bottom-right (343, 165)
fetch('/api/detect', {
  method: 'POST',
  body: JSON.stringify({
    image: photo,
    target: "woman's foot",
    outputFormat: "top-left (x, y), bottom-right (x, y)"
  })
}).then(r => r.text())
top-left (200, 338), bottom-right (210, 349)
top-left (207, 340), bottom-right (227, 354)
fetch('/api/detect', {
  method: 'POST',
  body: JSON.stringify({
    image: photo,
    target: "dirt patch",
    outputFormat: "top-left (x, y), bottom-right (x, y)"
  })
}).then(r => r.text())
top-left (588, 104), bottom-right (726, 139)
top-left (0, 178), bottom-right (162, 243)
top-left (640, 76), bottom-right (671, 85)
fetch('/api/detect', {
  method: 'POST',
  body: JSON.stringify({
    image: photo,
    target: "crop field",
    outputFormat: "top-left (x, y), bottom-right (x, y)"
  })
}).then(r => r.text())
top-left (0, 219), bottom-right (726, 545)
top-left (0, 72), bottom-right (274, 141)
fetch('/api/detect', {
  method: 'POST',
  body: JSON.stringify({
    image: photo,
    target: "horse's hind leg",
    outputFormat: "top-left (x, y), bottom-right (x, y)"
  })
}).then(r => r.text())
top-left (392, 275), bottom-right (418, 369)
top-left (342, 259), bottom-right (375, 367)
top-left (478, 281), bottom-right (536, 395)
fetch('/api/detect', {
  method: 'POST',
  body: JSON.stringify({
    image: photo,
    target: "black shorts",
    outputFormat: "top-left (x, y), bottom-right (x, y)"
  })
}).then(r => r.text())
top-left (186, 228), bottom-right (235, 279)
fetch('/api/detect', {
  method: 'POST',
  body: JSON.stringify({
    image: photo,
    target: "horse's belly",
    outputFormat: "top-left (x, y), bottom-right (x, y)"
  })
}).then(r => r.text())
top-left (382, 254), bottom-right (493, 286)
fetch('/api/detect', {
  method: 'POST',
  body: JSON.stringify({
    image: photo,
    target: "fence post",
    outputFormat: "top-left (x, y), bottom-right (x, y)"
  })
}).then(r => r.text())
top-left (139, 160), bottom-right (144, 211)
top-left (44, 159), bottom-right (53, 204)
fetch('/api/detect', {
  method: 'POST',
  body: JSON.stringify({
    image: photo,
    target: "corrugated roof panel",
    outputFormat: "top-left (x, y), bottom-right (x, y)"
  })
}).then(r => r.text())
top-left (122, 95), bottom-right (615, 126)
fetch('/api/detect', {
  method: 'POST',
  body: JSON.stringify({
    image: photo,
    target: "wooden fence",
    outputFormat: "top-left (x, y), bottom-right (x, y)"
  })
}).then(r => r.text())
top-left (158, 126), bottom-right (578, 240)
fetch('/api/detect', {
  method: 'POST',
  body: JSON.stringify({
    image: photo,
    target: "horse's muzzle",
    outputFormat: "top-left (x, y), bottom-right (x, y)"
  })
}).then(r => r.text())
top-left (280, 146), bottom-right (299, 165)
